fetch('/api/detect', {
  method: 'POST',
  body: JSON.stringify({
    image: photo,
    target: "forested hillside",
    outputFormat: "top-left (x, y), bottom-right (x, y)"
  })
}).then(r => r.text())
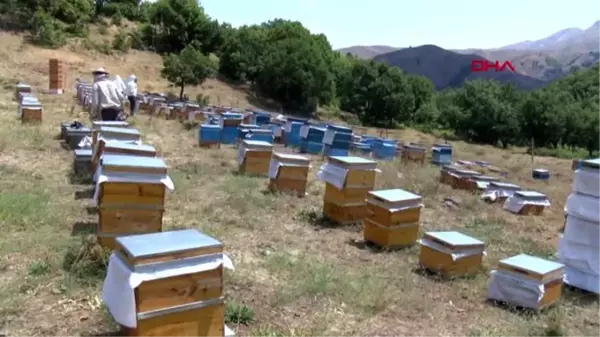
top-left (0, 0), bottom-right (598, 157)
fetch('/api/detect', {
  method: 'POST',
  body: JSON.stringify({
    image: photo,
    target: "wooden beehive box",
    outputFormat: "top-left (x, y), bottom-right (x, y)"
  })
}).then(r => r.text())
top-left (449, 169), bottom-right (480, 190)
top-left (418, 231), bottom-right (485, 277)
top-left (402, 144), bottom-right (426, 164)
top-left (73, 148), bottom-right (93, 176)
top-left (495, 254), bottom-right (564, 309)
top-left (323, 201), bottom-right (368, 225)
top-left (94, 127), bottom-right (141, 158)
top-left (268, 152), bottom-right (310, 196)
top-left (91, 121), bottom-right (130, 145)
top-left (505, 190), bottom-right (549, 216)
top-left (364, 189), bottom-right (422, 248)
top-left (326, 156), bottom-right (377, 188)
top-left (238, 140), bottom-right (273, 176)
top-left (15, 83), bottom-right (31, 101)
top-left (467, 175), bottom-right (501, 192)
top-left (21, 107), bottom-right (42, 123)
top-left (485, 181), bottom-right (522, 203)
top-left (114, 230), bottom-right (226, 337)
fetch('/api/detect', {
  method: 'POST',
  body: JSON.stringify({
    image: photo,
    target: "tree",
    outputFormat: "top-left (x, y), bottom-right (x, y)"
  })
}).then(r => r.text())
top-left (161, 45), bottom-right (217, 100)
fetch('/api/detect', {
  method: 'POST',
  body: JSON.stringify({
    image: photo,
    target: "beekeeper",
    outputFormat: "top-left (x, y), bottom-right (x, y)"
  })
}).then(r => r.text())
top-left (126, 75), bottom-right (138, 116)
top-left (91, 68), bottom-right (126, 121)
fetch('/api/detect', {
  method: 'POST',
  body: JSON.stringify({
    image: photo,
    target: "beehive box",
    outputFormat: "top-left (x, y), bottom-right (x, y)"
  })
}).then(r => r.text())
top-left (449, 169), bottom-right (480, 190)
top-left (466, 175), bottom-right (501, 192)
top-left (21, 107), bottom-right (42, 123)
top-left (238, 140), bottom-right (273, 176)
top-left (488, 254), bottom-right (564, 310)
top-left (92, 141), bottom-right (156, 170)
top-left (418, 231), bottom-right (485, 277)
top-left (93, 127), bottom-right (142, 159)
top-left (320, 156), bottom-right (378, 224)
top-left (439, 165), bottom-right (460, 184)
top-left (15, 83), bottom-right (31, 101)
top-left (91, 121), bottom-right (130, 145)
top-left (363, 189), bottom-right (423, 248)
top-left (49, 58), bottom-right (67, 91)
top-left (402, 144), bottom-right (426, 164)
top-left (268, 152), bottom-right (310, 197)
top-left (482, 181), bottom-right (522, 203)
top-left (503, 190), bottom-right (550, 216)
top-left (73, 148), bottom-right (93, 176)
top-left (109, 230), bottom-right (227, 336)
top-left (65, 126), bottom-right (92, 150)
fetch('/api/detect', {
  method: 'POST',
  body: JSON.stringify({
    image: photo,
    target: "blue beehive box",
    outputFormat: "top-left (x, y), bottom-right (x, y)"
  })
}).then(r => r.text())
top-left (352, 142), bottom-right (372, 155)
top-left (299, 125), bottom-right (326, 154)
top-left (324, 145), bottom-right (349, 157)
top-left (323, 124), bottom-right (353, 152)
top-left (372, 138), bottom-right (397, 160)
top-left (252, 112), bottom-right (271, 126)
top-left (199, 124), bottom-right (222, 144)
top-left (300, 141), bottom-right (324, 154)
top-left (220, 112), bottom-right (243, 145)
top-left (245, 129), bottom-right (274, 144)
top-left (237, 124), bottom-right (260, 142)
top-left (432, 143), bottom-right (453, 165)
top-left (284, 121), bottom-right (304, 148)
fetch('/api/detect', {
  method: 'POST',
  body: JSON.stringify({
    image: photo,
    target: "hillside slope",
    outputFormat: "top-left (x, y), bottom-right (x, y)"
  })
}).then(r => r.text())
top-left (373, 45), bottom-right (545, 90)
top-left (336, 45), bottom-right (399, 59)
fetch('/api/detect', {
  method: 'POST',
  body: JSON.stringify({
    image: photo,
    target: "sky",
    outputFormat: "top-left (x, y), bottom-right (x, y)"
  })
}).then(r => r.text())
top-left (199, 0), bottom-right (600, 50)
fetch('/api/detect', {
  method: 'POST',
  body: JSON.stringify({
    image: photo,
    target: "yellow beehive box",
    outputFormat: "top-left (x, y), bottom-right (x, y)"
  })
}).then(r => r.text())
top-left (488, 254), bottom-right (564, 310)
top-left (323, 201), bottom-right (368, 225)
top-left (418, 231), bottom-right (485, 277)
top-left (237, 140), bottom-right (273, 176)
top-left (324, 156), bottom-right (377, 188)
top-left (324, 183), bottom-right (371, 204)
top-left (268, 152), bottom-right (310, 196)
top-left (21, 107), bottom-right (42, 123)
top-left (365, 189), bottom-right (423, 226)
top-left (103, 229), bottom-right (230, 336)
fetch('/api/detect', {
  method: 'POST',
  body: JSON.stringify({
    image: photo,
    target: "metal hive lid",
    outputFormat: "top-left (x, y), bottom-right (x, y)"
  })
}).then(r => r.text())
top-left (116, 229), bottom-right (223, 259)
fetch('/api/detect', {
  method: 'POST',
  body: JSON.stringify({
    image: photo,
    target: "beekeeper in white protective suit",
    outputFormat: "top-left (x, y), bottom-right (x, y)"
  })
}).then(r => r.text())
top-left (91, 68), bottom-right (126, 121)
top-left (126, 75), bottom-right (138, 116)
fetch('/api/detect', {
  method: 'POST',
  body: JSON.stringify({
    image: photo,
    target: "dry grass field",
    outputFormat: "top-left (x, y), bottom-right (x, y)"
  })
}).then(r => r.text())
top-left (0, 30), bottom-right (598, 336)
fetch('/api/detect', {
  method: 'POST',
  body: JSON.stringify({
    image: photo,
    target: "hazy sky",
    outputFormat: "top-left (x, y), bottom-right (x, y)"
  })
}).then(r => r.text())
top-left (200, 0), bottom-right (600, 49)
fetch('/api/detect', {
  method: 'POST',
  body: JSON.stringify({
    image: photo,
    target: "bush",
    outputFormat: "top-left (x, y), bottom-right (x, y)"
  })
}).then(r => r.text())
top-left (29, 9), bottom-right (67, 48)
top-left (112, 29), bottom-right (131, 52)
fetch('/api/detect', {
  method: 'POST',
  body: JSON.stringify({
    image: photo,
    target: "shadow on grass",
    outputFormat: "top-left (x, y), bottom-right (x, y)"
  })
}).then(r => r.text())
top-left (74, 188), bottom-right (95, 200)
top-left (71, 221), bottom-right (97, 236)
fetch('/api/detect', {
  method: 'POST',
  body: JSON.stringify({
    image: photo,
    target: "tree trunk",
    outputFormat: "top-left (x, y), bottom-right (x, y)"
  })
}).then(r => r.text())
top-left (179, 82), bottom-right (185, 100)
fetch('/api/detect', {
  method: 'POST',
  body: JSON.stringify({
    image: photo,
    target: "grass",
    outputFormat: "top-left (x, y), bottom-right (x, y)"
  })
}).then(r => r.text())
top-left (0, 30), bottom-right (598, 336)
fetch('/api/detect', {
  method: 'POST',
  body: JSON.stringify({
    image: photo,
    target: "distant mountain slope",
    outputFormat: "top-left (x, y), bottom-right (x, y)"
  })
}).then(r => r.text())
top-left (499, 21), bottom-right (599, 51)
top-left (373, 45), bottom-right (545, 90)
top-left (336, 45), bottom-right (399, 59)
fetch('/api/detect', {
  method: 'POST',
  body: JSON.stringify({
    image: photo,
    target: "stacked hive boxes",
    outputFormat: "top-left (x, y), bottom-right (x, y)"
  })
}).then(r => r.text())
top-left (418, 231), bottom-right (485, 277)
top-left (244, 129), bottom-right (274, 143)
top-left (93, 155), bottom-right (174, 249)
top-left (299, 125), bottom-right (325, 154)
top-left (487, 254), bottom-right (564, 310)
top-left (91, 121), bottom-right (130, 147)
top-left (65, 124), bottom-right (92, 150)
top-left (93, 141), bottom-right (157, 169)
top-left (48, 58), bottom-right (67, 94)
top-left (317, 156), bottom-right (378, 225)
top-left (557, 158), bottom-right (599, 293)
top-left (237, 124), bottom-right (260, 144)
top-left (431, 143), bottom-right (452, 165)
top-left (220, 112), bottom-right (243, 145)
top-left (237, 140), bottom-right (273, 176)
top-left (503, 190), bottom-right (551, 216)
top-left (323, 125), bottom-right (353, 156)
top-left (102, 229), bottom-right (235, 336)
top-left (92, 127), bottom-right (142, 170)
top-left (19, 93), bottom-right (43, 123)
top-left (268, 152), bottom-right (310, 197)
top-left (363, 189), bottom-right (423, 248)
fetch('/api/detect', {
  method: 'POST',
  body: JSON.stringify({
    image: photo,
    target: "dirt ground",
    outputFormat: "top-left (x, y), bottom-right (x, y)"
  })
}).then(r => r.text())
top-left (0, 30), bottom-right (598, 336)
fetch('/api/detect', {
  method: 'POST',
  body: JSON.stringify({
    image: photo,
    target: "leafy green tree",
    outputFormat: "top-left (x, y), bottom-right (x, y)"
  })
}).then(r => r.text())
top-left (161, 45), bottom-right (217, 100)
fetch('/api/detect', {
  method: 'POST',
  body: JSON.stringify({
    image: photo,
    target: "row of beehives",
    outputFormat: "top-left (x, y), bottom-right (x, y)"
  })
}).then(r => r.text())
top-left (14, 83), bottom-right (43, 123)
top-left (235, 149), bottom-right (570, 310)
top-left (441, 164), bottom-right (552, 216)
top-left (64, 102), bottom-right (237, 335)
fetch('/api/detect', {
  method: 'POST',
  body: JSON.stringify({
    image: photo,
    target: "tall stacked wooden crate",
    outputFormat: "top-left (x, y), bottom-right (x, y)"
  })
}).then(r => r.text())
top-left (49, 58), bottom-right (67, 94)
top-left (102, 229), bottom-right (235, 336)
top-left (317, 156), bottom-right (378, 225)
top-left (363, 189), bottom-right (422, 248)
top-left (94, 155), bottom-right (174, 249)
top-left (268, 152), bottom-right (310, 197)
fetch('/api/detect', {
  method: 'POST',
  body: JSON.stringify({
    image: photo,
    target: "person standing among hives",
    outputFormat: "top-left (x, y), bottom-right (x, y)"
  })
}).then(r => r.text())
top-left (91, 68), bottom-right (126, 121)
top-left (126, 75), bottom-right (138, 116)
